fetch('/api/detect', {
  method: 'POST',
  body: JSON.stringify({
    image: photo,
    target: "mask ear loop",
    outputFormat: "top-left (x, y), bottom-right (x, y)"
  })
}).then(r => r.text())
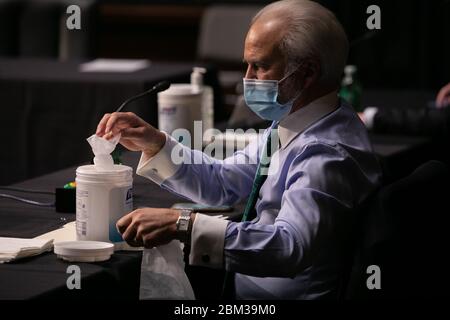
top-left (277, 61), bottom-right (306, 104)
top-left (278, 60), bottom-right (306, 84)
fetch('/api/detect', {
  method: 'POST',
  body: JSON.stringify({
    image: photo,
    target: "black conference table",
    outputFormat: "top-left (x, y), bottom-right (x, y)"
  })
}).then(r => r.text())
top-left (0, 152), bottom-right (176, 299)
top-left (0, 152), bottom-right (241, 300)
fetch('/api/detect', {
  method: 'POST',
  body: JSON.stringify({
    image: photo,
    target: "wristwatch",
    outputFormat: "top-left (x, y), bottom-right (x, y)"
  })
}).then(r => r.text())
top-left (175, 209), bottom-right (193, 244)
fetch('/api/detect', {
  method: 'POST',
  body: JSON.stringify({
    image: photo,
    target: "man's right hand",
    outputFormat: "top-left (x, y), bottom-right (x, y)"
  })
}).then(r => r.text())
top-left (96, 112), bottom-right (166, 158)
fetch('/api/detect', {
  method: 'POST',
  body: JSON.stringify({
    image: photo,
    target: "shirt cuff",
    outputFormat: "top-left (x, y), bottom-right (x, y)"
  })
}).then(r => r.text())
top-left (136, 132), bottom-right (182, 185)
top-left (189, 213), bottom-right (229, 269)
top-left (363, 107), bottom-right (379, 129)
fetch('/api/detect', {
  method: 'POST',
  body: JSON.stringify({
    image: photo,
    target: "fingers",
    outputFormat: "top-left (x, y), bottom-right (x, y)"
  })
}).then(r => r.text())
top-left (436, 95), bottom-right (450, 108)
top-left (142, 229), bottom-right (172, 248)
top-left (357, 112), bottom-right (365, 123)
top-left (96, 113), bottom-right (111, 136)
top-left (105, 112), bottom-right (138, 134)
top-left (436, 83), bottom-right (450, 108)
top-left (120, 127), bottom-right (146, 139)
top-left (116, 211), bottom-right (133, 235)
top-left (96, 112), bottom-right (141, 139)
top-left (117, 209), bottom-right (153, 247)
top-left (102, 131), bottom-right (116, 140)
top-left (118, 213), bottom-right (142, 247)
top-left (436, 91), bottom-right (445, 108)
top-left (443, 97), bottom-right (450, 108)
top-left (116, 208), bottom-right (179, 248)
top-left (122, 224), bottom-right (139, 246)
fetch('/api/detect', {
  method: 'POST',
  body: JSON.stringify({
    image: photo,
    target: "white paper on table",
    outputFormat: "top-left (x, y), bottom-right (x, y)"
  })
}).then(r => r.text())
top-left (79, 59), bottom-right (151, 73)
top-left (35, 221), bottom-right (77, 243)
top-left (0, 237), bottom-right (54, 263)
top-left (140, 240), bottom-right (195, 300)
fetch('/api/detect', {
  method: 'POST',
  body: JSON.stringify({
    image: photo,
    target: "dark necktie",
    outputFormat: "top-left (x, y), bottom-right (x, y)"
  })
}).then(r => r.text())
top-left (241, 121), bottom-right (279, 221)
top-left (222, 121), bottom-right (279, 298)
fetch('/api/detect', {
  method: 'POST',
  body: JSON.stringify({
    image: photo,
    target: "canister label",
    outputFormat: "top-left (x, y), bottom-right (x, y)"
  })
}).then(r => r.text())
top-left (76, 189), bottom-right (89, 236)
top-left (109, 187), bottom-right (133, 243)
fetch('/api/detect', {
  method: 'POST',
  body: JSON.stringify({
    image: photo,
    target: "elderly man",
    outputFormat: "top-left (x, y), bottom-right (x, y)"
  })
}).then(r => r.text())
top-left (96, 0), bottom-right (381, 299)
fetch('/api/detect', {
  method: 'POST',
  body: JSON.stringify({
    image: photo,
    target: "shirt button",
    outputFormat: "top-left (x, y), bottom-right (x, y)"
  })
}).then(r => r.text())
top-left (201, 254), bottom-right (210, 263)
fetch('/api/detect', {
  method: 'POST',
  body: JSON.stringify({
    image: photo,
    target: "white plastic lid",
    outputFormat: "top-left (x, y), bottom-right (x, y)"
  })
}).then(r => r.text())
top-left (158, 84), bottom-right (202, 97)
top-left (54, 241), bottom-right (114, 262)
top-left (76, 163), bottom-right (132, 175)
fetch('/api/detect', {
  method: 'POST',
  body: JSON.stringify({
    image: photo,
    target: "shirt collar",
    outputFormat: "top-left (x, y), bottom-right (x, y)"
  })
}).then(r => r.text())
top-left (278, 90), bottom-right (339, 149)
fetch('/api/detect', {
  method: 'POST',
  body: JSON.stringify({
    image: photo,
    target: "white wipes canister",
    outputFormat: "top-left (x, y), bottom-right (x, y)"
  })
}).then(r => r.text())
top-left (75, 164), bottom-right (133, 246)
top-left (157, 84), bottom-right (203, 137)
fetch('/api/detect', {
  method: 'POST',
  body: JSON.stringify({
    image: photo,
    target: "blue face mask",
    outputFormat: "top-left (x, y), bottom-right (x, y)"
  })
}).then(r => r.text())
top-left (243, 72), bottom-right (300, 121)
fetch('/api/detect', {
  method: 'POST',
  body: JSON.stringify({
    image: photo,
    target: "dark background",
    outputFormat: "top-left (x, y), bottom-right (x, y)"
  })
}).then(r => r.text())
top-left (2, 0), bottom-right (449, 90)
top-left (1, 0), bottom-right (449, 301)
top-left (95, 0), bottom-right (450, 91)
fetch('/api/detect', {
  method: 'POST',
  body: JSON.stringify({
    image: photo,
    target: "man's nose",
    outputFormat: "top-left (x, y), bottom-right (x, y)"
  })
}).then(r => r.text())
top-left (244, 65), bottom-right (256, 79)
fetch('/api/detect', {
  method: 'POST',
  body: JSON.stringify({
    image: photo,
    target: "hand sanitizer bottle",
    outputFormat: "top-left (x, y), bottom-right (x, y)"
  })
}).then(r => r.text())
top-left (340, 65), bottom-right (363, 112)
top-left (191, 67), bottom-right (214, 135)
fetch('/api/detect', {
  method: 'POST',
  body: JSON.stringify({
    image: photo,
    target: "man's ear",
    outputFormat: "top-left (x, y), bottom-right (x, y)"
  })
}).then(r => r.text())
top-left (296, 57), bottom-right (321, 90)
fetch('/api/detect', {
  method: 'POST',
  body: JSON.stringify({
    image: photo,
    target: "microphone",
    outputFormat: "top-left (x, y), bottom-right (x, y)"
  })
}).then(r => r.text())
top-left (115, 81), bottom-right (171, 112)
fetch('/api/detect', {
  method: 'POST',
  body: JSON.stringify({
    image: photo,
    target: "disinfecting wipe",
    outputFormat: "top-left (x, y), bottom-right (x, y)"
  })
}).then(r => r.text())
top-left (86, 134), bottom-right (121, 171)
top-left (76, 134), bottom-right (133, 248)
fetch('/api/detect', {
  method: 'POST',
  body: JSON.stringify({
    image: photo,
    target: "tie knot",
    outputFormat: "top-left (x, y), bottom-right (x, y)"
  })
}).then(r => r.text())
top-left (263, 122), bottom-right (279, 160)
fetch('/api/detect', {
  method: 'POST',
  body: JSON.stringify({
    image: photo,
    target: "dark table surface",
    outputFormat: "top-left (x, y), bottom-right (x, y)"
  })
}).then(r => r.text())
top-left (369, 133), bottom-right (434, 183)
top-left (0, 151), bottom-right (243, 300)
top-left (0, 152), bottom-right (172, 299)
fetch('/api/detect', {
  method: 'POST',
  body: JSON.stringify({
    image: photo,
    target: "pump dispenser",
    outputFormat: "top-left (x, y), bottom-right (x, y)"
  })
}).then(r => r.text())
top-left (340, 65), bottom-right (363, 112)
top-left (191, 67), bottom-right (214, 133)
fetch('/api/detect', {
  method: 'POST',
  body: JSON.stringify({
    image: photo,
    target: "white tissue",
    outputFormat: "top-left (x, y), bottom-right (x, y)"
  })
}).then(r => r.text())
top-left (86, 134), bottom-right (121, 171)
top-left (93, 154), bottom-right (114, 169)
top-left (140, 241), bottom-right (195, 300)
top-left (0, 237), bottom-right (54, 263)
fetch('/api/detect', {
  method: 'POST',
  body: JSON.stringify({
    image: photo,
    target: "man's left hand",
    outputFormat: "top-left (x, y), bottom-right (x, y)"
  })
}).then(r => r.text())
top-left (436, 82), bottom-right (450, 108)
top-left (116, 208), bottom-right (180, 248)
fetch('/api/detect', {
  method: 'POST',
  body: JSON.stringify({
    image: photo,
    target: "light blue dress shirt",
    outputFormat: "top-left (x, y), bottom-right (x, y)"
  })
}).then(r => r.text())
top-left (137, 91), bottom-right (382, 300)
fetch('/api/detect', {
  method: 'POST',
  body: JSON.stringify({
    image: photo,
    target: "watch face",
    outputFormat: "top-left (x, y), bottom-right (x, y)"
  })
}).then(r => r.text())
top-left (178, 219), bottom-right (190, 231)
top-left (176, 211), bottom-right (192, 243)
top-left (177, 212), bottom-right (191, 230)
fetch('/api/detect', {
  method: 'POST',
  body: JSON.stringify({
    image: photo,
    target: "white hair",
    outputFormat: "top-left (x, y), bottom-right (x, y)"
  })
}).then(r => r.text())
top-left (252, 0), bottom-right (349, 87)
